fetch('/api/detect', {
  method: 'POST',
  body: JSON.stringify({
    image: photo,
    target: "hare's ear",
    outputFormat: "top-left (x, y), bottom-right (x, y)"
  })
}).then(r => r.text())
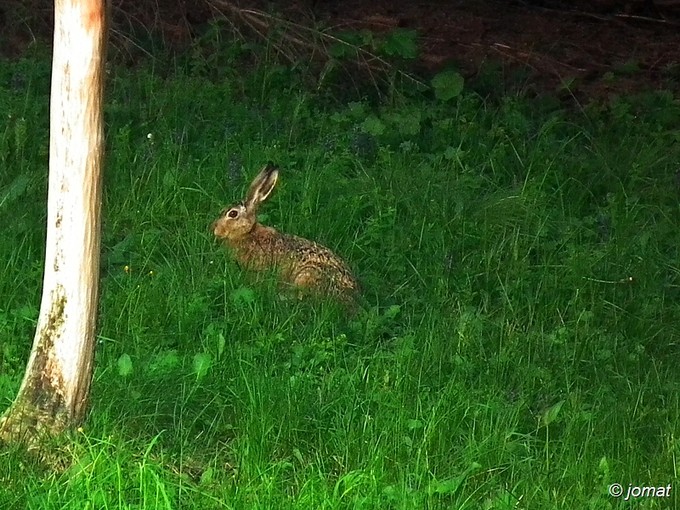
top-left (245, 163), bottom-right (279, 210)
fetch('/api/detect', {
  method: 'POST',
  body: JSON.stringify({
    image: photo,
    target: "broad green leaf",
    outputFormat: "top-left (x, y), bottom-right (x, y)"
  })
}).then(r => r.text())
top-left (432, 70), bottom-right (464, 102)
top-left (117, 353), bottom-right (133, 377)
top-left (541, 399), bottom-right (566, 426)
top-left (383, 29), bottom-right (418, 59)
top-left (193, 352), bottom-right (212, 380)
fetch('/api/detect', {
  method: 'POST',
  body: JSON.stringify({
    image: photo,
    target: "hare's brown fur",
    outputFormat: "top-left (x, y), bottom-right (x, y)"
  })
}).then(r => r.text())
top-left (211, 164), bottom-right (359, 299)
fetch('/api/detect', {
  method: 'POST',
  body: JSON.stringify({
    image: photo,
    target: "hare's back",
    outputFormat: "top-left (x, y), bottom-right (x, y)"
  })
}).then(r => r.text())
top-left (283, 234), bottom-right (358, 292)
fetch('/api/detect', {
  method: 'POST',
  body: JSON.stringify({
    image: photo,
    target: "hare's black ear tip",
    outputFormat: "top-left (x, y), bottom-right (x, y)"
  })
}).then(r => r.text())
top-left (264, 161), bottom-right (280, 172)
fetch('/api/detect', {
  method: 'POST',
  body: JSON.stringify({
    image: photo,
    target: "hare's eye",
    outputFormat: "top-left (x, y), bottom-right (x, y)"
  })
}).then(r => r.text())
top-left (227, 209), bottom-right (239, 219)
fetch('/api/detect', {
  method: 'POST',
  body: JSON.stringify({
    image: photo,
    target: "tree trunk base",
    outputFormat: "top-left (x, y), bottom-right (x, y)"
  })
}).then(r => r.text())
top-left (0, 400), bottom-right (73, 470)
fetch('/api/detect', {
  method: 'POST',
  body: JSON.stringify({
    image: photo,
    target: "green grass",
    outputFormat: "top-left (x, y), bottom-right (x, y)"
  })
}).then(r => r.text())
top-left (2, 41), bottom-right (680, 509)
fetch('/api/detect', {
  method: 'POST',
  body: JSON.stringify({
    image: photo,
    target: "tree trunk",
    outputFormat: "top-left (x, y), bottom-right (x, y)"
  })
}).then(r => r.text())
top-left (0, 0), bottom-right (106, 449)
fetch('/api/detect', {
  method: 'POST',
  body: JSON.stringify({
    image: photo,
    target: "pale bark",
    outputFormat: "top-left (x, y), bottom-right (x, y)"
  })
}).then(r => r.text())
top-left (0, 0), bottom-right (106, 447)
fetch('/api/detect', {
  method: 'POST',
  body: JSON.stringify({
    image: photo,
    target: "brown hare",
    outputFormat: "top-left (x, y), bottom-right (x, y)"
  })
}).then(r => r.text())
top-left (211, 163), bottom-right (359, 302)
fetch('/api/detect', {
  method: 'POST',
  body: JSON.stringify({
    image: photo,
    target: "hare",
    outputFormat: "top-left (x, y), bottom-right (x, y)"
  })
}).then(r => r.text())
top-left (211, 163), bottom-right (359, 301)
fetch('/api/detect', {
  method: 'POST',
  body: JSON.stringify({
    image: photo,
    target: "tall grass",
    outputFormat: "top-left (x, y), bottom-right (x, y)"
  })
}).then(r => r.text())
top-left (1, 41), bottom-right (679, 509)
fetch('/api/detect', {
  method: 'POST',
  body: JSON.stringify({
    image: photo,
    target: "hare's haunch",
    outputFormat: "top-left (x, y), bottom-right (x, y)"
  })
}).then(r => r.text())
top-left (211, 163), bottom-right (359, 299)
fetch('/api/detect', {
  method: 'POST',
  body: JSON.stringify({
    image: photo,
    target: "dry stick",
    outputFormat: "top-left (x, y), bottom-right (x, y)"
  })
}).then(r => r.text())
top-left (489, 42), bottom-right (589, 74)
top-left (614, 13), bottom-right (680, 25)
top-left (515, 0), bottom-right (680, 27)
